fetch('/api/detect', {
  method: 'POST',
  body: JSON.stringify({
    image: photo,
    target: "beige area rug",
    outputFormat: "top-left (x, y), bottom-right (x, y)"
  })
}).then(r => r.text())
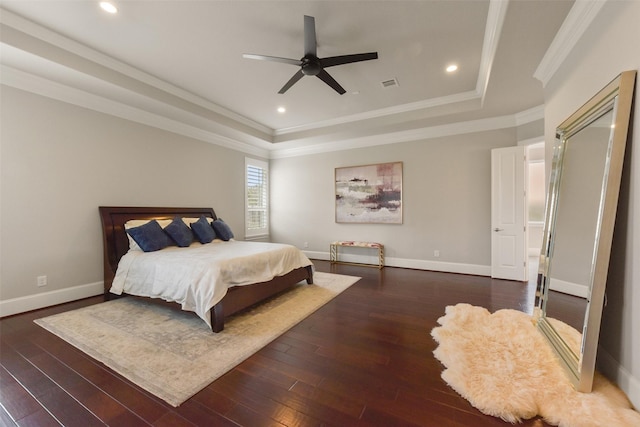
top-left (431, 303), bottom-right (640, 427)
top-left (35, 271), bottom-right (359, 407)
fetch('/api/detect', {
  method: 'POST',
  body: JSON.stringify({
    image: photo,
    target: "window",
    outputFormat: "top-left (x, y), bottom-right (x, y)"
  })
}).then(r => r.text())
top-left (245, 158), bottom-right (269, 238)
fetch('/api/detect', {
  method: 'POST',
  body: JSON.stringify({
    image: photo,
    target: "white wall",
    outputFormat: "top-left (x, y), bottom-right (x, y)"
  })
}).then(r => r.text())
top-left (0, 86), bottom-right (254, 314)
top-left (271, 128), bottom-right (517, 273)
top-left (542, 0), bottom-right (640, 408)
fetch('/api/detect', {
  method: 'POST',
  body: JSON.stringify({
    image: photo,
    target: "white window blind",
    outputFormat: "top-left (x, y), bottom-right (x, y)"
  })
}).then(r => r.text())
top-left (245, 158), bottom-right (269, 237)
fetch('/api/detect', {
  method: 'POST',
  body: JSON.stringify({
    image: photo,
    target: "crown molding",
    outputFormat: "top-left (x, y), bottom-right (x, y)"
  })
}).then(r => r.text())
top-left (0, 7), bottom-right (272, 136)
top-left (274, 90), bottom-right (481, 136)
top-left (534, 0), bottom-right (608, 87)
top-left (515, 105), bottom-right (544, 126)
top-left (271, 103), bottom-right (544, 159)
top-left (1, 65), bottom-right (270, 158)
top-left (476, 0), bottom-right (509, 104)
top-left (3, 64), bottom-right (542, 160)
top-left (270, 114), bottom-right (517, 159)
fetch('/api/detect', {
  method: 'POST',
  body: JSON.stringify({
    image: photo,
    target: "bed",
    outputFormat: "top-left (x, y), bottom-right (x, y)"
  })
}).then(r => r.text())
top-left (99, 206), bottom-right (314, 332)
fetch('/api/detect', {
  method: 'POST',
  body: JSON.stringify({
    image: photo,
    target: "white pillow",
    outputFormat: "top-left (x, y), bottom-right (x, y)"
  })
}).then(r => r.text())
top-left (181, 216), bottom-right (213, 226)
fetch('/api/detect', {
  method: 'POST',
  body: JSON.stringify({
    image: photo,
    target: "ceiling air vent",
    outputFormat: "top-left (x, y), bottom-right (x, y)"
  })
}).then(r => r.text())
top-left (380, 78), bottom-right (399, 88)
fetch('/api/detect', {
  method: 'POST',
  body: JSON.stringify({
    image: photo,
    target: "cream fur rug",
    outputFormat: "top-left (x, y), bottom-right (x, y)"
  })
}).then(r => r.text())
top-left (431, 303), bottom-right (640, 427)
top-left (35, 272), bottom-right (359, 407)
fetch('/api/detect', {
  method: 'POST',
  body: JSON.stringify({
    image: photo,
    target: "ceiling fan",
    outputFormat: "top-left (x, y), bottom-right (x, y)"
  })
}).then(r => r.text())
top-left (243, 15), bottom-right (378, 95)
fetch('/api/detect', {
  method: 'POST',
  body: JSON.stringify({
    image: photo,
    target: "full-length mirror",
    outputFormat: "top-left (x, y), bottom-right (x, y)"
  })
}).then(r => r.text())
top-left (536, 70), bottom-right (636, 392)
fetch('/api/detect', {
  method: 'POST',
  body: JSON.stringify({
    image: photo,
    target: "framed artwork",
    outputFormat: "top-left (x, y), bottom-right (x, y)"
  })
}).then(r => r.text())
top-left (335, 161), bottom-right (403, 224)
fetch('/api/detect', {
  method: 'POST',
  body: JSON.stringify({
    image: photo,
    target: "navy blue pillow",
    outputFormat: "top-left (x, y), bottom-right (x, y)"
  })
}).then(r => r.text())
top-left (126, 220), bottom-right (172, 252)
top-left (190, 215), bottom-right (216, 244)
top-left (164, 216), bottom-right (193, 247)
top-left (212, 219), bottom-right (234, 241)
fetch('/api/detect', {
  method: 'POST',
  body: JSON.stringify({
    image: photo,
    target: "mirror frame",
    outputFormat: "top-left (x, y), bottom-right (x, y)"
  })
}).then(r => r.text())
top-left (536, 70), bottom-right (636, 392)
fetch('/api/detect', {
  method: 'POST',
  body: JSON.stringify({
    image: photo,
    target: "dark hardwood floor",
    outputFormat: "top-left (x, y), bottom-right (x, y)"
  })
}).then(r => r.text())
top-left (0, 261), bottom-right (583, 426)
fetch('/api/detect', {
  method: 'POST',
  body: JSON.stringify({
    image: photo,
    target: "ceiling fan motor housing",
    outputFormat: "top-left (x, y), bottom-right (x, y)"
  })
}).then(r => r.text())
top-left (301, 56), bottom-right (322, 76)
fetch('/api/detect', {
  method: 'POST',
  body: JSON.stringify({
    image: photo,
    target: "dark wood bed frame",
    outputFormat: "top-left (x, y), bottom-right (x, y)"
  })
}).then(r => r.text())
top-left (99, 206), bottom-right (313, 332)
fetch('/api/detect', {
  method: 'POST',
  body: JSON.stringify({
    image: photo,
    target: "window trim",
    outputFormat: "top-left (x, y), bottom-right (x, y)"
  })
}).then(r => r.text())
top-left (245, 157), bottom-right (269, 238)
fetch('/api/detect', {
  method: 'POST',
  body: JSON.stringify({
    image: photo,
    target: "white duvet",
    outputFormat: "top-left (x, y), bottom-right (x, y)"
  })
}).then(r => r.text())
top-left (111, 240), bottom-right (312, 328)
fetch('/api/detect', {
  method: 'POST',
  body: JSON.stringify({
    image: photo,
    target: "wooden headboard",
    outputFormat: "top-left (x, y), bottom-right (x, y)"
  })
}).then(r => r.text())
top-left (98, 206), bottom-right (217, 295)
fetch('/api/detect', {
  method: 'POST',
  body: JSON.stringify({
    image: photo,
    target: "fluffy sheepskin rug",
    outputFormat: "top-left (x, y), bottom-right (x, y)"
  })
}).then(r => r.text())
top-left (431, 304), bottom-right (640, 426)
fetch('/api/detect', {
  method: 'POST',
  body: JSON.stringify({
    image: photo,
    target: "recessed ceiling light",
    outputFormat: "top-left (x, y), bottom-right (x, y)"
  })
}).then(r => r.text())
top-left (446, 64), bottom-right (458, 73)
top-left (277, 106), bottom-right (286, 113)
top-left (99, 2), bottom-right (118, 14)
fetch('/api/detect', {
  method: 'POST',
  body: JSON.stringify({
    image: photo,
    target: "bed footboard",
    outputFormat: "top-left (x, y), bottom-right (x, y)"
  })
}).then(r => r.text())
top-left (210, 265), bottom-right (313, 332)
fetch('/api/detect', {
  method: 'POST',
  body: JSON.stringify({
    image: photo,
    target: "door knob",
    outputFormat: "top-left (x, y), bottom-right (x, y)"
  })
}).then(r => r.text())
top-left (494, 228), bottom-right (503, 232)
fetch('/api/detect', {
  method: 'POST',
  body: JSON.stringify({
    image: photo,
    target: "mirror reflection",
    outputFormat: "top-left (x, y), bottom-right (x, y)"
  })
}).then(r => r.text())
top-left (544, 109), bottom-right (614, 332)
top-left (536, 70), bottom-right (636, 393)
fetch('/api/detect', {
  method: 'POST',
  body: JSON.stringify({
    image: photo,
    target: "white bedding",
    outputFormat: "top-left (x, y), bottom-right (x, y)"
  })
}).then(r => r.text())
top-left (111, 240), bottom-right (312, 328)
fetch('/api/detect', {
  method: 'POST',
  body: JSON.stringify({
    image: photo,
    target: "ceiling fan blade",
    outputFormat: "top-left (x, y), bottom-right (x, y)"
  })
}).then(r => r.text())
top-left (278, 69), bottom-right (305, 94)
top-left (304, 15), bottom-right (317, 57)
top-left (320, 52), bottom-right (378, 68)
top-left (243, 54), bottom-right (302, 66)
top-left (316, 69), bottom-right (346, 95)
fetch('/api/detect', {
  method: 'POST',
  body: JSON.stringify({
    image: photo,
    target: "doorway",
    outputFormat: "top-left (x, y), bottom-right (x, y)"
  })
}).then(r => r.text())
top-left (526, 142), bottom-right (546, 276)
top-left (490, 142), bottom-right (545, 281)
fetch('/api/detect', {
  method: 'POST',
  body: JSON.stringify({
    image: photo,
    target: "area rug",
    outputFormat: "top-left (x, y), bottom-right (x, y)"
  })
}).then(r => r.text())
top-left (431, 303), bottom-right (640, 427)
top-left (35, 271), bottom-right (359, 407)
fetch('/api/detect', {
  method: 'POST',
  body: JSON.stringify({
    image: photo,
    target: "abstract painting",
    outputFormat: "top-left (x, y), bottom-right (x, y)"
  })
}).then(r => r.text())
top-left (335, 162), bottom-right (403, 224)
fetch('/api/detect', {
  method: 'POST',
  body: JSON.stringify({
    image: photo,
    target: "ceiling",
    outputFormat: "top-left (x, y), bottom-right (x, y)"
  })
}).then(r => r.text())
top-left (0, 1), bottom-right (575, 157)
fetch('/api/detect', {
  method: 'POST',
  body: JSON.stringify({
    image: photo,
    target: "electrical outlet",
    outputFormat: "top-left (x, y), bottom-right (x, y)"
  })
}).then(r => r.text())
top-left (434, 250), bottom-right (440, 258)
top-left (37, 275), bottom-right (47, 287)
top-left (303, 242), bottom-right (309, 248)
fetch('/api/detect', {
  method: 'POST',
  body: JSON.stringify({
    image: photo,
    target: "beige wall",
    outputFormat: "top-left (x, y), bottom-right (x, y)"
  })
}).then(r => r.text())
top-left (517, 118), bottom-right (544, 142)
top-left (270, 128), bottom-right (516, 270)
top-left (1, 81), bottom-right (523, 313)
top-left (542, 0), bottom-right (640, 408)
top-left (0, 86), bottom-right (253, 305)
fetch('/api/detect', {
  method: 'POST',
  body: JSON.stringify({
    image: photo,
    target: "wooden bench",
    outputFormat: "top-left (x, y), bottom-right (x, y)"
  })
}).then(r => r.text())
top-left (330, 241), bottom-right (384, 269)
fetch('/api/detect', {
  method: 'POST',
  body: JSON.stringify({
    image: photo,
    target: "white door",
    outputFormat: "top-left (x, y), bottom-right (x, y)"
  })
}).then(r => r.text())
top-left (491, 146), bottom-right (527, 281)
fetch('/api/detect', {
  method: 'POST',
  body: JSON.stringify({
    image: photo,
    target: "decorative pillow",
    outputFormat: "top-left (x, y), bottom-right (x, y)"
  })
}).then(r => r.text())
top-left (164, 216), bottom-right (193, 247)
top-left (190, 215), bottom-right (216, 244)
top-left (125, 220), bottom-right (172, 252)
top-left (212, 219), bottom-right (234, 241)
top-left (125, 219), bottom-right (171, 251)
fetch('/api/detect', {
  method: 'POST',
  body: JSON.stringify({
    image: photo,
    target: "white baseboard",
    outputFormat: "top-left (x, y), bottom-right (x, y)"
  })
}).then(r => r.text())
top-left (304, 250), bottom-right (491, 277)
top-left (0, 281), bottom-right (104, 318)
top-left (598, 346), bottom-right (640, 410)
top-left (1, 252), bottom-right (491, 318)
top-left (549, 278), bottom-right (589, 298)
